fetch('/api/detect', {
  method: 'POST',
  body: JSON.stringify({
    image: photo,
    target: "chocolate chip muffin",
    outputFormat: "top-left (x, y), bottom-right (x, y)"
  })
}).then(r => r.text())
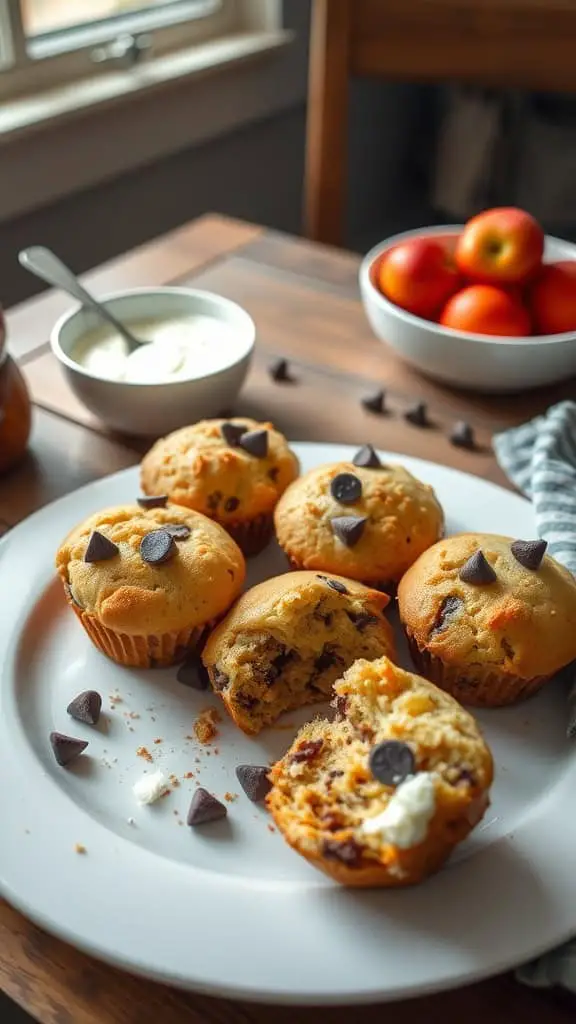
top-left (273, 446), bottom-right (444, 590)
top-left (398, 532), bottom-right (576, 706)
top-left (56, 501), bottom-right (245, 668)
top-left (140, 417), bottom-right (299, 556)
top-left (202, 571), bottom-right (396, 734)
top-left (267, 656), bottom-right (493, 887)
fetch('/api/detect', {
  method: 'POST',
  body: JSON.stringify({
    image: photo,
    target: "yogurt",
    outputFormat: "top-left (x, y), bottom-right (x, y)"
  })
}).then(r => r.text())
top-left (71, 314), bottom-right (243, 383)
top-left (360, 772), bottom-right (437, 849)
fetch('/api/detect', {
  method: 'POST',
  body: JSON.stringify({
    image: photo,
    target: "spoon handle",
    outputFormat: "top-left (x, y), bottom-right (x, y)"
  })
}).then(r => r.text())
top-left (18, 247), bottom-right (140, 349)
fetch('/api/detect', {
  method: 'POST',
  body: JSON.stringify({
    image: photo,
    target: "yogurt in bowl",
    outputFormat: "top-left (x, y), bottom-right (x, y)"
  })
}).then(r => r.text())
top-left (52, 286), bottom-right (255, 437)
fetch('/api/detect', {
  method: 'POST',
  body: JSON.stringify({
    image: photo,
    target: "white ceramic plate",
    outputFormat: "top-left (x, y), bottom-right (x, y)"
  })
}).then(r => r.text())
top-left (1, 443), bottom-right (575, 1006)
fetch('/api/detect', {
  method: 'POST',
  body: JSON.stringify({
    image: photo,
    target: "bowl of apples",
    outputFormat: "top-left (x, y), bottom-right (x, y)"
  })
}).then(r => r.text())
top-left (359, 207), bottom-right (576, 393)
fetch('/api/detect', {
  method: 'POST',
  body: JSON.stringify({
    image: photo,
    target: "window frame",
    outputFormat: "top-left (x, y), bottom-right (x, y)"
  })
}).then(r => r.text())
top-left (0, 0), bottom-right (241, 99)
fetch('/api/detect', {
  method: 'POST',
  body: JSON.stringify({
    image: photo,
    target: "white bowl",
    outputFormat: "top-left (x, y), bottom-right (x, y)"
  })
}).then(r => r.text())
top-left (51, 286), bottom-right (255, 436)
top-left (359, 225), bottom-right (576, 393)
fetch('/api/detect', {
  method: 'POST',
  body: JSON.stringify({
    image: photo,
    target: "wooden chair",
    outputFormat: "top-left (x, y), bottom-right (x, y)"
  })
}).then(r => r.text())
top-left (305, 0), bottom-right (576, 247)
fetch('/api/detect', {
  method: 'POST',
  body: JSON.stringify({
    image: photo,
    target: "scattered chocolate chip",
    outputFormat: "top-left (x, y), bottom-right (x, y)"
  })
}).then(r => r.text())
top-left (328, 769), bottom-right (344, 779)
top-left (267, 646), bottom-right (297, 684)
top-left (221, 422), bottom-right (245, 447)
top-left (84, 530), bottom-right (119, 563)
top-left (404, 401), bottom-right (430, 428)
top-left (268, 467), bottom-right (280, 482)
top-left (211, 668), bottom-right (229, 692)
top-left (292, 739), bottom-right (323, 763)
top-left (314, 644), bottom-right (341, 672)
top-left (206, 490), bottom-right (222, 512)
top-left (322, 839), bottom-right (363, 867)
top-left (140, 529), bottom-right (176, 565)
top-left (459, 550), bottom-right (497, 585)
top-left (430, 595), bottom-right (463, 636)
top-left (235, 764), bottom-right (271, 802)
top-left (361, 389), bottom-right (386, 414)
top-left (177, 654), bottom-right (209, 690)
top-left (137, 495), bottom-right (168, 509)
top-left (331, 515), bottom-right (367, 548)
top-left (346, 610), bottom-right (378, 631)
top-left (352, 444), bottom-right (382, 469)
top-left (162, 523), bottom-right (191, 540)
top-left (66, 690), bottom-right (102, 726)
top-left (224, 496), bottom-right (240, 513)
top-left (330, 472), bottom-right (362, 504)
top-left (456, 769), bottom-right (476, 786)
top-left (64, 583), bottom-right (83, 609)
top-left (449, 421), bottom-right (475, 450)
top-left (187, 788), bottom-right (227, 826)
top-left (50, 732), bottom-right (88, 767)
top-left (334, 695), bottom-right (348, 718)
top-left (316, 575), bottom-right (348, 595)
top-left (239, 429), bottom-right (268, 459)
top-left (369, 740), bottom-right (415, 786)
top-left (511, 539), bottom-right (547, 570)
top-left (269, 357), bottom-right (293, 383)
top-left (235, 692), bottom-right (259, 711)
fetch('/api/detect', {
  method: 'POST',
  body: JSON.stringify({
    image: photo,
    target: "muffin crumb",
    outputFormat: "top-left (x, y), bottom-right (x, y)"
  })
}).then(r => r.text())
top-left (193, 707), bottom-right (221, 744)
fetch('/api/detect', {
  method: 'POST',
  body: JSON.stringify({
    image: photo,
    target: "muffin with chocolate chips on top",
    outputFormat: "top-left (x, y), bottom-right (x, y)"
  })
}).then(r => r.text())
top-left (202, 571), bottom-right (396, 734)
top-left (274, 445), bottom-right (443, 590)
top-left (267, 656), bottom-right (493, 887)
top-left (56, 501), bottom-right (245, 668)
top-left (140, 418), bottom-right (299, 556)
top-left (398, 532), bottom-right (576, 706)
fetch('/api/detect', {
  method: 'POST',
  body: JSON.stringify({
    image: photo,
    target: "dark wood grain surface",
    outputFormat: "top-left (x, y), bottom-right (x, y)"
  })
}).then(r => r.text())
top-left (1, 213), bottom-right (574, 1023)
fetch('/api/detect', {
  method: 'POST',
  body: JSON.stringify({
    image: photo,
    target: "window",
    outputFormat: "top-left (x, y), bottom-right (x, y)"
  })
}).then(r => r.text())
top-left (0, 0), bottom-right (241, 98)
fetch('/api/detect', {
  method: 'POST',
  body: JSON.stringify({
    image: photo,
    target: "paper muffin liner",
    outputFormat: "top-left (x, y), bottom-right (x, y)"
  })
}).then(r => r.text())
top-left (65, 592), bottom-right (214, 669)
top-left (284, 554), bottom-right (396, 595)
top-left (226, 513), bottom-right (273, 557)
top-left (404, 629), bottom-right (550, 707)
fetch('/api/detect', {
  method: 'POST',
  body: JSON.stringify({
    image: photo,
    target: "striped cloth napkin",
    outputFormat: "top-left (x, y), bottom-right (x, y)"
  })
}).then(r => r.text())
top-left (493, 400), bottom-right (576, 995)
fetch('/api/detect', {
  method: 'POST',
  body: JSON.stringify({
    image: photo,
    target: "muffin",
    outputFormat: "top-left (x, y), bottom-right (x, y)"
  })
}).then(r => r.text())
top-left (398, 532), bottom-right (576, 706)
top-left (267, 656), bottom-right (493, 887)
top-left (140, 417), bottom-right (299, 556)
top-left (202, 571), bottom-right (396, 734)
top-left (56, 501), bottom-right (245, 668)
top-left (273, 446), bottom-right (443, 590)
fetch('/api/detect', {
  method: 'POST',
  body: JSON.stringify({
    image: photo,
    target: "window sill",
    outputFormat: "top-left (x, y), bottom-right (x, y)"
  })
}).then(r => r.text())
top-left (0, 26), bottom-right (304, 222)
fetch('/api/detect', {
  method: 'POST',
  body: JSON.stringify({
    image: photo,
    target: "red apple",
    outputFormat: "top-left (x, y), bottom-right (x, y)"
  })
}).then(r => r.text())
top-left (440, 284), bottom-right (532, 337)
top-left (376, 237), bottom-right (460, 318)
top-left (529, 261), bottom-right (576, 334)
top-left (455, 207), bottom-right (544, 286)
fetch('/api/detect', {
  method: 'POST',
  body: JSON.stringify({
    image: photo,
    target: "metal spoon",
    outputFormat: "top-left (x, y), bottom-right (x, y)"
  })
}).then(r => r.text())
top-left (18, 246), bottom-right (144, 353)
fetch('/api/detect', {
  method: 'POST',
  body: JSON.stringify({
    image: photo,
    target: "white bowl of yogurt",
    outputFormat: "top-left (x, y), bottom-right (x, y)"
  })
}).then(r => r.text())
top-left (51, 286), bottom-right (255, 436)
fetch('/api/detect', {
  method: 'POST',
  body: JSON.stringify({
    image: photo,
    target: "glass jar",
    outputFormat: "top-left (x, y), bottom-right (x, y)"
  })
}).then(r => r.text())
top-left (0, 305), bottom-right (32, 474)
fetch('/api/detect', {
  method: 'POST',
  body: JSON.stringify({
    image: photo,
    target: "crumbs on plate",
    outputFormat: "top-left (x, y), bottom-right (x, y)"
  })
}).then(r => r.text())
top-left (193, 707), bottom-right (221, 745)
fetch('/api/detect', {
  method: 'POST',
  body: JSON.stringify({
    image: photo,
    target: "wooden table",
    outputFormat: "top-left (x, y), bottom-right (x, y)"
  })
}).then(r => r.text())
top-left (1, 214), bottom-right (574, 1023)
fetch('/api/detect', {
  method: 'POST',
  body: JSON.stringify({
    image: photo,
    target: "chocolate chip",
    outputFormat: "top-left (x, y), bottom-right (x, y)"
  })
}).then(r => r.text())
top-left (187, 788), bottom-right (227, 826)
top-left (239, 429), bottom-right (268, 458)
top-left (269, 357), bottom-right (292, 383)
top-left (64, 583), bottom-right (83, 609)
top-left (353, 444), bottom-right (382, 469)
top-left (67, 690), bottom-right (102, 726)
top-left (163, 523), bottom-right (191, 540)
top-left (211, 668), bottom-right (229, 692)
top-left (50, 732), bottom-right (88, 767)
top-left (224, 496), bottom-right (240, 513)
top-left (137, 495), bottom-right (168, 509)
top-left (511, 539), bottom-right (547, 570)
top-left (346, 610), bottom-right (378, 631)
top-left (316, 575), bottom-right (348, 595)
top-left (177, 654), bottom-right (209, 690)
top-left (221, 422), bottom-right (245, 447)
top-left (456, 768), bottom-right (476, 786)
top-left (292, 739), bottom-right (323, 763)
top-left (322, 839), bottom-right (363, 867)
top-left (404, 402), bottom-right (430, 427)
top-left (449, 421), bottom-right (475, 450)
top-left (267, 646), bottom-right (297, 684)
top-left (314, 644), bottom-right (341, 672)
top-left (268, 467), bottom-right (280, 482)
top-left (334, 695), bottom-right (348, 718)
top-left (330, 472), bottom-right (362, 504)
top-left (459, 550), bottom-right (497, 585)
top-left (369, 740), bottom-right (415, 786)
top-left (361, 390), bottom-right (386, 414)
top-left (430, 595), bottom-right (463, 636)
top-left (140, 530), bottom-right (176, 565)
top-left (501, 637), bottom-right (515, 659)
top-left (235, 764), bottom-right (271, 802)
top-left (235, 692), bottom-right (259, 710)
top-left (206, 490), bottom-right (222, 512)
top-left (84, 530), bottom-right (119, 563)
top-left (331, 515), bottom-right (367, 548)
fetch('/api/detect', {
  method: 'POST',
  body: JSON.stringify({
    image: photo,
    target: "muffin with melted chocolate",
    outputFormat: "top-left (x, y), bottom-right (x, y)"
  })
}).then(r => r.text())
top-left (140, 417), bottom-right (299, 556)
top-left (56, 501), bottom-right (245, 668)
top-left (398, 532), bottom-right (576, 706)
top-left (202, 571), bottom-right (396, 734)
top-left (267, 656), bottom-right (493, 887)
